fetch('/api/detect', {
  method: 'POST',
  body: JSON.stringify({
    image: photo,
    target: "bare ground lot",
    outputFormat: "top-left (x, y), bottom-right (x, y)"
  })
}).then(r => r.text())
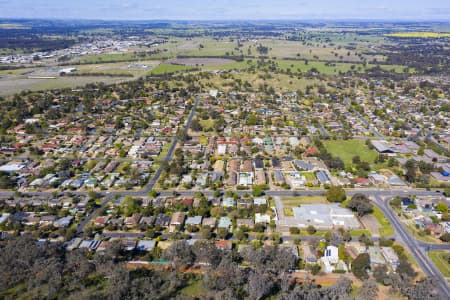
top-left (167, 57), bottom-right (235, 66)
top-left (360, 215), bottom-right (381, 237)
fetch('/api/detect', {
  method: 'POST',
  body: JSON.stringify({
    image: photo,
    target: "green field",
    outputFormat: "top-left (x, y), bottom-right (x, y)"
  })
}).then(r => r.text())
top-left (78, 53), bottom-right (145, 64)
top-left (149, 64), bottom-right (196, 75)
top-left (371, 206), bottom-right (395, 237)
top-left (281, 196), bottom-right (328, 207)
top-left (324, 139), bottom-right (378, 167)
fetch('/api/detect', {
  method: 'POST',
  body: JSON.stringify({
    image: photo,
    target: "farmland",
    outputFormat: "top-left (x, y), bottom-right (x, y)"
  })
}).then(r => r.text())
top-left (385, 32), bottom-right (450, 38)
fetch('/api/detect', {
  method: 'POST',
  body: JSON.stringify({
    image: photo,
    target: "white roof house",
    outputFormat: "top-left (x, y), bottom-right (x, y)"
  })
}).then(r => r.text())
top-left (239, 172), bottom-right (253, 186)
top-left (321, 245), bottom-right (339, 273)
top-left (217, 144), bottom-right (227, 155)
top-left (255, 213), bottom-right (271, 224)
top-left (136, 240), bottom-right (156, 252)
top-left (0, 162), bottom-right (25, 173)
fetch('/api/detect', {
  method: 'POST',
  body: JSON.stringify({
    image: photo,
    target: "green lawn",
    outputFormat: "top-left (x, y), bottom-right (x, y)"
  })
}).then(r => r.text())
top-left (324, 139), bottom-right (378, 167)
top-left (371, 206), bottom-right (395, 237)
top-left (199, 136), bottom-right (208, 146)
top-left (281, 196), bottom-right (328, 207)
top-left (301, 172), bottom-right (316, 180)
top-left (284, 207), bottom-right (294, 216)
top-left (349, 229), bottom-right (372, 237)
top-left (199, 118), bottom-right (214, 130)
top-left (429, 251), bottom-right (450, 281)
top-left (155, 141), bottom-right (172, 163)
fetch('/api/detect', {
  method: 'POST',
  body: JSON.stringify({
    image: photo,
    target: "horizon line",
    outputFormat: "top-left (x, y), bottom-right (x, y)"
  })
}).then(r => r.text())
top-left (1, 17), bottom-right (450, 23)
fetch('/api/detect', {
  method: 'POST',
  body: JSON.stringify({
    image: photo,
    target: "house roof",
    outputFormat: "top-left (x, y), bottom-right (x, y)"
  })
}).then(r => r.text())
top-left (136, 240), bottom-right (156, 252)
top-left (185, 216), bottom-right (202, 225)
top-left (218, 217), bottom-right (232, 228)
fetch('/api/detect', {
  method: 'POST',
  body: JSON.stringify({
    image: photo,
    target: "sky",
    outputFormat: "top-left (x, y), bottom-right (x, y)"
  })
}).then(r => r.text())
top-left (0, 0), bottom-right (449, 21)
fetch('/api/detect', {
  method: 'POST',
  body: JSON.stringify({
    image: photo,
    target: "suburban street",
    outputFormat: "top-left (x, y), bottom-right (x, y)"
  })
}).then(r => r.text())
top-left (373, 195), bottom-right (450, 297)
top-left (143, 97), bottom-right (200, 194)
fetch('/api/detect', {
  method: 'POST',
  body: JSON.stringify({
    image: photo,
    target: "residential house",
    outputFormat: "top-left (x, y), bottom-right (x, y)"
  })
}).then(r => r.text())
top-left (170, 212), bottom-right (186, 232)
top-left (125, 213), bottom-right (142, 227)
top-left (321, 245), bottom-right (339, 273)
top-left (236, 218), bottom-right (254, 229)
top-left (215, 240), bottom-right (232, 251)
top-left (218, 217), bottom-right (232, 229)
top-left (202, 217), bottom-right (216, 229)
top-left (136, 240), bottom-right (156, 252)
top-left (381, 247), bottom-right (400, 270)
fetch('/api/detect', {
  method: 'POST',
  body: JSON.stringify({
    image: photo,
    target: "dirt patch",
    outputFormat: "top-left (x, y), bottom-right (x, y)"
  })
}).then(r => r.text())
top-left (360, 215), bottom-right (381, 237)
top-left (293, 271), bottom-right (362, 286)
top-left (167, 57), bottom-right (235, 66)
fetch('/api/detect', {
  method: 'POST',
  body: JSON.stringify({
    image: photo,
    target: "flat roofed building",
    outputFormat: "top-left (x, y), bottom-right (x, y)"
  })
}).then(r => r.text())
top-left (381, 247), bottom-right (400, 269)
top-left (371, 140), bottom-right (395, 154)
top-left (292, 204), bottom-right (360, 230)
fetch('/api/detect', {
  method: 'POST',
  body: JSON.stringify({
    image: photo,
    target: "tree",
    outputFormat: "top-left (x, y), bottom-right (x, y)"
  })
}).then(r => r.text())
top-left (252, 185), bottom-right (264, 197)
top-left (217, 228), bottom-right (229, 239)
top-left (289, 227), bottom-right (300, 235)
top-left (404, 276), bottom-right (439, 300)
top-left (347, 193), bottom-right (373, 217)
top-left (235, 230), bottom-right (247, 241)
top-left (351, 253), bottom-right (370, 280)
top-left (147, 190), bottom-right (158, 198)
top-left (439, 232), bottom-right (450, 242)
top-left (306, 225), bottom-right (317, 235)
top-left (357, 279), bottom-right (378, 300)
top-left (405, 159), bottom-right (417, 183)
top-left (307, 263), bottom-right (321, 275)
top-left (192, 240), bottom-right (221, 267)
top-left (246, 271), bottom-right (274, 300)
top-left (190, 118), bottom-right (203, 131)
top-left (88, 190), bottom-right (99, 200)
top-left (200, 227), bottom-right (213, 239)
top-left (0, 172), bottom-right (15, 189)
top-left (396, 259), bottom-right (417, 279)
top-left (326, 186), bottom-right (346, 203)
top-left (163, 240), bottom-right (194, 268)
top-left (372, 264), bottom-right (389, 284)
top-left (435, 202), bottom-right (448, 214)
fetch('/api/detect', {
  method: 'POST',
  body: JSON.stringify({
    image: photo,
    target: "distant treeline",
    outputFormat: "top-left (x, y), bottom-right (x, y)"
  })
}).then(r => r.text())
top-left (0, 28), bottom-right (81, 52)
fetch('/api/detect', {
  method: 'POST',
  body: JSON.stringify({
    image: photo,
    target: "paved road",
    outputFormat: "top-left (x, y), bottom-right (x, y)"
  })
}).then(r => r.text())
top-left (0, 187), bottom-right (442, 201)
top-left (75, 98), bottom-right (201, 233)
top-left (344, 100), bottom-right (384, 139)
top-left (372, 195), bottom-right (450, 297)
top-left (143, 97), bottom-right (200, 194)
top-left (76, 194), bottom-right (114, 233)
